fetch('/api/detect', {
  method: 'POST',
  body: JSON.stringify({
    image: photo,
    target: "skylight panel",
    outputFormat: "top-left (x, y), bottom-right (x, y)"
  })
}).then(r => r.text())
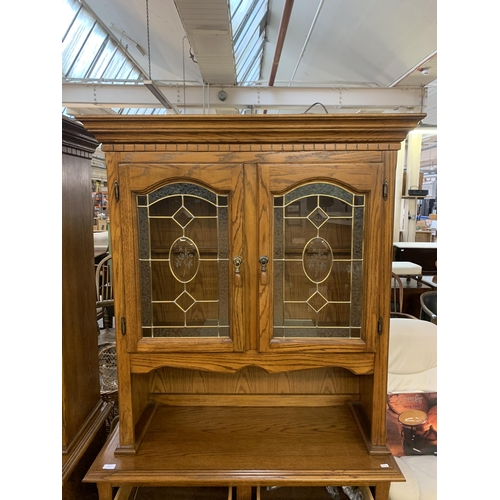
top-left (115, 61), bottom-right (138, 81)
top-left (102, 55), bottom-right (127, 80)
top-left (66, 23), bottom-right (108, 79)
top-left (229, 0), bottom-right (268, 85)
top-left (239, 42), bottom-right (263, 85)
top-left (62, 12), bottom-right (96, 77)
top-left (62, 0), bottom-right (144, 84)
top-left (86, 39), bottom-right (119, 80)
top-left (230, 0), bottom-right (254, 35)
top-left (61, 0), bottom-right (81, 39)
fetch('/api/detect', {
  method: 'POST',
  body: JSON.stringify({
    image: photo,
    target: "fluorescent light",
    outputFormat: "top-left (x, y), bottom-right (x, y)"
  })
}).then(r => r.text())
top-left (192, 30), bottom-right (228, 35)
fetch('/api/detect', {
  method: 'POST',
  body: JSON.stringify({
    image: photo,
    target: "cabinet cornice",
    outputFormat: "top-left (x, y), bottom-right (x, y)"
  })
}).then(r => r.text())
top-left (77, 113), bottom-right (425, 146)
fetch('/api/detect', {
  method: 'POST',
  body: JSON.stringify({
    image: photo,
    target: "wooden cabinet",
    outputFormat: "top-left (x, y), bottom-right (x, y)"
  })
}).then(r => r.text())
top-left (62, 116), bottom-right (112, 499)
top-left (78, 114), bottom-right (424, 500)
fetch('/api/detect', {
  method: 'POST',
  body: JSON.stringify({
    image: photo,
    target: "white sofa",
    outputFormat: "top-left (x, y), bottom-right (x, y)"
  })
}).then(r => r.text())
top-left (388, 318), bottom-right (437, 500)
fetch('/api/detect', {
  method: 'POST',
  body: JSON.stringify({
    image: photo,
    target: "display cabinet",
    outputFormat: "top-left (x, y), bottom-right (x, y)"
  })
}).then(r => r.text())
top-left (78, 113), bottom-right (424, 500)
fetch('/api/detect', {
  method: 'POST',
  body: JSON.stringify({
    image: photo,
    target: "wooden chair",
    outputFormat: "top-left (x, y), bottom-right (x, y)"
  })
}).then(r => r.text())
top-left (96, 254), bottom-right (114, 330)
top-left (98, 344), bottom-right (119, 433)
top-left (391, 272), bottom-right (417, 319)
top-left (98, 344), bottom-right (117, 394)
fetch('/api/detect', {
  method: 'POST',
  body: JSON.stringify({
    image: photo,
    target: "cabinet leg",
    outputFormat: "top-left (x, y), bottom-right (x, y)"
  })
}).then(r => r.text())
top-left (373, 482), bottom-right (390, 500)
top-left (97, 483), bottom-right (114, 500)
top-left (235, 486), bottom-right (252, 500)
top-left (115, 486), bottom-right (133, 499)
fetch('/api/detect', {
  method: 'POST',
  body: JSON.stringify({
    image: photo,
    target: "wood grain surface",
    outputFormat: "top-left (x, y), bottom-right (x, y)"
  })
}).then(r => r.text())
top-left (85, 406), bottom-right (403, 486)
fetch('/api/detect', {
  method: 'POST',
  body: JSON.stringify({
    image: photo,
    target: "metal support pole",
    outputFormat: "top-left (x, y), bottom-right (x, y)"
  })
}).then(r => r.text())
top-left (393, 140), bottom-right (406, 242)
top-left (405, 132), bottom-right (423, 242)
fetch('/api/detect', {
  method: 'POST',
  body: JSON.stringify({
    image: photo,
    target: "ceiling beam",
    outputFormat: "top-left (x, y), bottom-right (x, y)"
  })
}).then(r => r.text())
top-left (62, 83), bottom-right (427, 112)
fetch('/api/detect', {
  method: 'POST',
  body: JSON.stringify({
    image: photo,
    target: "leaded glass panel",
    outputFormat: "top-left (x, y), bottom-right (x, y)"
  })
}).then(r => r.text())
top-left (273, 182), bottom-right (365, 339)
top-left (137, 183), bottom-right (229, 338)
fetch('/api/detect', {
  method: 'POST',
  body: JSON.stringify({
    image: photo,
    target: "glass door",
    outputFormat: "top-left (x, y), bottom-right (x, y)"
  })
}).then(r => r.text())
top-left (258, 163), bottom-right (384, 352)
top-left (118, 163), bottom-right (245, 353)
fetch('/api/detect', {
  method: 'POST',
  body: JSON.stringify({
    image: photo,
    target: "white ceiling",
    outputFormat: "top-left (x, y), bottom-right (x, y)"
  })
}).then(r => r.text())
top-left (63, 0), bottom-right (437, 123)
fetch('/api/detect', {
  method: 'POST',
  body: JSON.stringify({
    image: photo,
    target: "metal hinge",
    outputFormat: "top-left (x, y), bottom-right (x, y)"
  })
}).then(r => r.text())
top-left (121, 317), bottom-right (126, 336)
top-left (377, 317), bottom-right (383, 335)
top-left (382, 179), bottom-right (389, 201)
top-left (114, 181), bottom-right (120, 202)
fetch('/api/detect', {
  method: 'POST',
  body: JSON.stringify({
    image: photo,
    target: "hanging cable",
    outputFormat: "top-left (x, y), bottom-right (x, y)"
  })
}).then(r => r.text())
top-left (182, 36), bottom-right (187, 114)
top-left (143, 0), bottom-right (179, 113)
top-left (146, 0), bottom-right (151, 78)
top-left (303, 102), bottom-right (329, 114)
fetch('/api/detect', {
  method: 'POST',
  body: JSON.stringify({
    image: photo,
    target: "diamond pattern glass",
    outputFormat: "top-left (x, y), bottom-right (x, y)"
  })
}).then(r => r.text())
top-left (137, 183), bottom-right (229, 338)
top-left (273, 183), bottom-right (365, 338)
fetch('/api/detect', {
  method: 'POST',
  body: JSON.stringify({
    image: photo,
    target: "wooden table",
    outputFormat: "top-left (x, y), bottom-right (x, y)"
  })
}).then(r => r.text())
top-left (84, 405), bottom-right (404, 500)
top-left (414, 231), bottom-right (433, 242)
top-left (393, 242), bottom-right (437, 275)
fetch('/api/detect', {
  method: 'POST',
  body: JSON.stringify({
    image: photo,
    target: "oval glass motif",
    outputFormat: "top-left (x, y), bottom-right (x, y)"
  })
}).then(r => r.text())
top-left (169, 237), bottom-right (200, 283)
top-left (302, 237), bottom-right (333, 283)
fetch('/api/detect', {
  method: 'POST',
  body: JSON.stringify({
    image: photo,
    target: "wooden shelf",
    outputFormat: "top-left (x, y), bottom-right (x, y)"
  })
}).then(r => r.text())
top-left (85, 405), bottom-right (402, 488)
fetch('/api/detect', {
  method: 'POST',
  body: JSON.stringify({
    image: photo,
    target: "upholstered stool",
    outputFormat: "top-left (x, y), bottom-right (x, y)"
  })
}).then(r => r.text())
top-left (392, 261), bottom-right (423, 286)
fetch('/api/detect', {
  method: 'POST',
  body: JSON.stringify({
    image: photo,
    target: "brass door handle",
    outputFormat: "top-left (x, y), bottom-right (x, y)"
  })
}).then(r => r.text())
top-left (233, 256), bottom-right (243, 287)
top-left (259, 256), bottom-right (269, 285)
